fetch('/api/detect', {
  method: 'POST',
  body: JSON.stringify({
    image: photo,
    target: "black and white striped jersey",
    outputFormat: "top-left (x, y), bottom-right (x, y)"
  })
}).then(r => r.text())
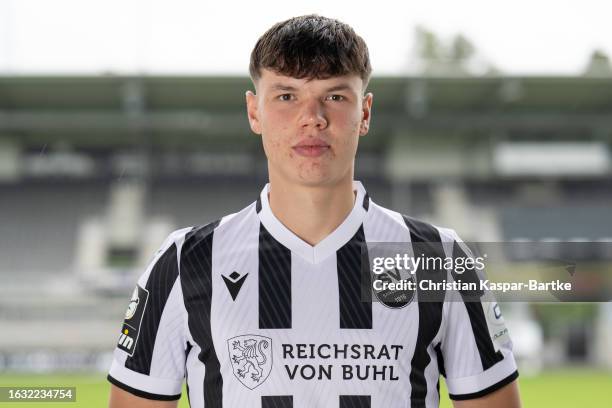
top-left (108, 181), bottom-right (518, 407)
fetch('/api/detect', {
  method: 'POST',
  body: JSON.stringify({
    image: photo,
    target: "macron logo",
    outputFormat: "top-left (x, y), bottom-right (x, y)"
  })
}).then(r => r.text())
top-left (222, 271), bottom-right (248, 301)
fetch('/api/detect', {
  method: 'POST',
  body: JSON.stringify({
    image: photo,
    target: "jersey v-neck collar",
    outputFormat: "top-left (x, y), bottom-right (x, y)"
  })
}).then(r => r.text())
top-left (256, 181), bottom-right (369, 264)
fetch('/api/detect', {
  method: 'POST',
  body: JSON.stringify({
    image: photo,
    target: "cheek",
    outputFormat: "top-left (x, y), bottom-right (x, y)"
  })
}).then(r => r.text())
top-left (263, 110), bottom-right (291, 134)
top-left (262, 130), bottom-right (293, 160)
top-left (342, 108), bottom-right (362, 131)
top-left (263, 137), bottom-right (281, 159)
top-left (350, 117), bottom-right (361, 138)
top-left (351, 112), bottom-right (362, 133)
top-left (337, 117), bottom-right (362, 150)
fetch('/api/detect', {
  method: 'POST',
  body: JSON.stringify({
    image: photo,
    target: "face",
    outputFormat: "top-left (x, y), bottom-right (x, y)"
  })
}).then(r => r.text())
top-left (246, 69), bottom-right (373, 188)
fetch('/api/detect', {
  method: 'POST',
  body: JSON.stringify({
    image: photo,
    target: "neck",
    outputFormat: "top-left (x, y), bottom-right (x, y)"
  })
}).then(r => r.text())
top-left (267, 174), bottom-right (356, 246)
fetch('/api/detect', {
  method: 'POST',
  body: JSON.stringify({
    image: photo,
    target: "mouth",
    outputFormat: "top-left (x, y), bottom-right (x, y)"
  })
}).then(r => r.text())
top-left (292, 138), bottom-right (331, 158)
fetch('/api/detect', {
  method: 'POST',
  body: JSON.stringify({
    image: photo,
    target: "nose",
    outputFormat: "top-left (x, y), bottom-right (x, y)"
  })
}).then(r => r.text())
top-left (298, 98), bottom-right (328, 129)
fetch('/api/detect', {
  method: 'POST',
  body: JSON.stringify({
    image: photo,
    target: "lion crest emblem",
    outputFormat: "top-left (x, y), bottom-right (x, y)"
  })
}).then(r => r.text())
top-left (227, 334), bottom-right (272, 389)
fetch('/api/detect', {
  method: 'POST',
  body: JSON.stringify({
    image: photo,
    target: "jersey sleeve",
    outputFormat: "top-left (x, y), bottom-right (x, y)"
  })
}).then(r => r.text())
top-left (107, 228), bottom-right (192, 401)
top-left (438, 229), bottom-right (519, 400)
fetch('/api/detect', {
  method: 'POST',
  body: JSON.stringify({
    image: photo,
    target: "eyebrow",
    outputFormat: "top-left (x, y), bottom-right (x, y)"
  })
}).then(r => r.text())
top-left (324, 83), bottom-right (353, 93)
top-left (270, 84), bottom-right (298, 92)
top-left (269, 82), bottom-right (354, 93)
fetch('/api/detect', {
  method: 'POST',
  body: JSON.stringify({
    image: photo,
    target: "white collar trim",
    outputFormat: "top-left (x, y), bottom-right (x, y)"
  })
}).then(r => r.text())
top-left (257, 181), bottom-right (368, 264)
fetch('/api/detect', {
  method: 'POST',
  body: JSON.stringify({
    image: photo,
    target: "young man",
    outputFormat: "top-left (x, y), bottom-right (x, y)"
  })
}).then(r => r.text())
top-left (108, 15), bottom-right (521, 408)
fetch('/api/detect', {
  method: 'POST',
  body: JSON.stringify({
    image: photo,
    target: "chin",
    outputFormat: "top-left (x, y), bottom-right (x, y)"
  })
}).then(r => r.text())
top-left (294, 162), bottom-right (332, 181)
top-left (272, 163), bottom-right (344, 187)
top-left (293, 173), bottom-right (344, 188)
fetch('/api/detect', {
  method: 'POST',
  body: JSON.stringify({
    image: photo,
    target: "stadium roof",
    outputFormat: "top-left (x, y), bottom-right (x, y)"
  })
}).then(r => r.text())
top-left (0, 75), bottom-right (611, 149)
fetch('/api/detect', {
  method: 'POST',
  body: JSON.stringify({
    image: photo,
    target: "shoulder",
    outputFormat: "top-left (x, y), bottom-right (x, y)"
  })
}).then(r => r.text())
top-left (367, 200), bottom-right (461, 244)
top-left (181, 200), bottom-right (259, 254)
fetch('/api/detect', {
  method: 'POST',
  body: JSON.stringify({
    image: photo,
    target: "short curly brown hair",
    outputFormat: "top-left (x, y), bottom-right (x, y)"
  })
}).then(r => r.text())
top-left (249, 15), bottom-right (372, 90)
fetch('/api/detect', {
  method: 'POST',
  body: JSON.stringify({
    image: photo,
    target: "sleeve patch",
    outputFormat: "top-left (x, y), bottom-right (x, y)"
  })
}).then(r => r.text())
top-left (485, 302), bottom-right (511, 349)
top-left (117, 285), bottom-right (149, 356)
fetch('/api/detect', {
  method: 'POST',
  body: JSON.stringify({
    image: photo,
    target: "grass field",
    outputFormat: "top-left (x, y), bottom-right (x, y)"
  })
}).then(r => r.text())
top-left (0, 370), bottom-right (610, 407)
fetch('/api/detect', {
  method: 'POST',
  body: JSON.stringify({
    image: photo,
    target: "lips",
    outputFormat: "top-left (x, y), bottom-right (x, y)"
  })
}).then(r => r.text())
top-left (292, 138), bottom-right (330, 158)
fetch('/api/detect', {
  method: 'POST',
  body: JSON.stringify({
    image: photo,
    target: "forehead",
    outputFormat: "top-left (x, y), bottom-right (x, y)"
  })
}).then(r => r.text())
top-left (257, 69), bottom-right (363, 93)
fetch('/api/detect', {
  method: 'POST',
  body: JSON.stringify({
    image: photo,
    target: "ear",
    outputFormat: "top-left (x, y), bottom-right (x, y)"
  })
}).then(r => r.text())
top-left (359, 92), bottom-right (373, 136)
top-left (245, 90), bottom-right (262, 135)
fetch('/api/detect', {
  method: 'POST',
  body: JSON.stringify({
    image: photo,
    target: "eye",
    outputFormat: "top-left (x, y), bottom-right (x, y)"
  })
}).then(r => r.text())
top-left (326, 94), bottom-right (345, 101)
top-left (278, 94), bottom-right (293, 101)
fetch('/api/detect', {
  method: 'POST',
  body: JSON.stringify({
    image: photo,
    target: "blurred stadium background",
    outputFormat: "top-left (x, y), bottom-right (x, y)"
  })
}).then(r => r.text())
top-left (1, 9), bottom-right (612, 406)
